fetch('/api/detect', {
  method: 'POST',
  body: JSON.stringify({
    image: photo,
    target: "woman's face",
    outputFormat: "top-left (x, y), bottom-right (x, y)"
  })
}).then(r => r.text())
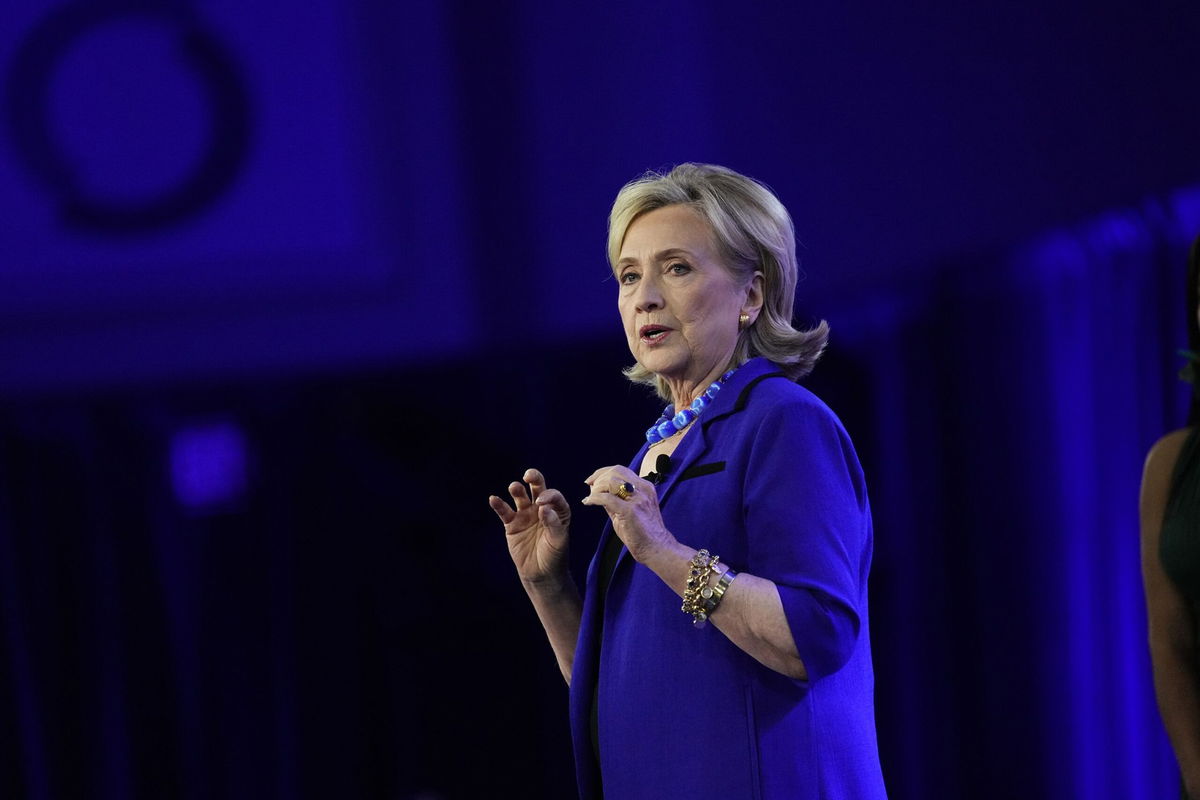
top-left (616, 204), bottom-right (752, 392)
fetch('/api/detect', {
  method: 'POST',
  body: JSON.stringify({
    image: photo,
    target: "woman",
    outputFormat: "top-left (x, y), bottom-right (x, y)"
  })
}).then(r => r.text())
top-left (489, 164), bottom-right (886, 799)
top-left (1142, 235), bottom-right (1200, 799)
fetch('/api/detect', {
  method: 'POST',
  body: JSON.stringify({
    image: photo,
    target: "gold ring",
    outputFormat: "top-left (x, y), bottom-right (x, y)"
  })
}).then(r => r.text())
top-left (615, 481), bottom-right (635, 501)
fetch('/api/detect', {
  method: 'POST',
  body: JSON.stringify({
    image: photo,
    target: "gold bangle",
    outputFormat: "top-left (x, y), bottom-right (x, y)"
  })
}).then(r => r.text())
top-left (701, 567), bottom-right (738, 617)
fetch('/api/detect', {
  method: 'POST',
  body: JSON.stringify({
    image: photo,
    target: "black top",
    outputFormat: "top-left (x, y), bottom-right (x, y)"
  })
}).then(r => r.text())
top-left (1163, 427), bottom-right (1200, 622)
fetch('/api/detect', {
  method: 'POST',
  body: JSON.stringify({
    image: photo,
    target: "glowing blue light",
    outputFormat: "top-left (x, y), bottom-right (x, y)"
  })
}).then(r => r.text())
top-left (170, 421), bottom-right (248, 511)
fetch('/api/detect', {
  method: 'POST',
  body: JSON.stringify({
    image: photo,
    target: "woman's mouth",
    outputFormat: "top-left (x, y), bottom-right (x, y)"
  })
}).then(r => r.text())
top-left (639, 325), bottom-right (672, 344)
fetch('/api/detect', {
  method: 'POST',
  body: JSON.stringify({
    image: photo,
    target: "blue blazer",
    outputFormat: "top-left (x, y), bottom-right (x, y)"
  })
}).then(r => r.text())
top-left (568, 358), bottom-right (887, 800)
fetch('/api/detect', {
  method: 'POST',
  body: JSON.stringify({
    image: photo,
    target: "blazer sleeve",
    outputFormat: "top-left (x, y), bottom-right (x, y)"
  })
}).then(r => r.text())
top-left (742, 397), bottom-right (870, 683)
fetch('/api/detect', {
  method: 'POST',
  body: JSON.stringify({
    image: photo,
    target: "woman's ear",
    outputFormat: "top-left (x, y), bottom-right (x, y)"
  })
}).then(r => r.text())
top-left (743, 271), bottom-right (766, 322)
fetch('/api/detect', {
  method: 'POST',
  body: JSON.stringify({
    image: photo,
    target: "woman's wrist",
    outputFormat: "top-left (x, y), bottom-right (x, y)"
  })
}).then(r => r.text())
top-left (521, 571), bottom-right (577, 597)
top-left (638, 537), bottom-right (693, 588)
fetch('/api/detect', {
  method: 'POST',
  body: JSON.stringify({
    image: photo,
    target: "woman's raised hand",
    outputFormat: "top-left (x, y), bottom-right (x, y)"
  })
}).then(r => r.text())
top-left (489, 468), bottom-right (572, 588)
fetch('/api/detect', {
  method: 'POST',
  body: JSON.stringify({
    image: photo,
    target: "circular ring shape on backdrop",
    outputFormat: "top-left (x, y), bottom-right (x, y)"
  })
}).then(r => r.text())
top-left (4, 0), bottom-right (252, 234)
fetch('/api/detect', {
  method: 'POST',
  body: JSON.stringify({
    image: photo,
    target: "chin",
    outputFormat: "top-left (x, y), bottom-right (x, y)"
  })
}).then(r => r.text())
top-left (640, 355), bottom-right (688, 381)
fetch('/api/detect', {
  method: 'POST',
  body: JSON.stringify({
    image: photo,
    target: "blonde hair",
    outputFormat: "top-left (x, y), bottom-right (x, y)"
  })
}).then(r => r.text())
top-left (607, 163), bottom-right (829, 399)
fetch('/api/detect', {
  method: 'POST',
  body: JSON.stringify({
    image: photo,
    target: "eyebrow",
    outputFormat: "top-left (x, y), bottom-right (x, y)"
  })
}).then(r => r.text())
top-left (615, 248), bottom-right (697, 269)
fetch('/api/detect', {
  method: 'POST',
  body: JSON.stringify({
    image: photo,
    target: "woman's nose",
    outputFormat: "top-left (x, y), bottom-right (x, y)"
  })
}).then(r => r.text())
top-left (634, 275), bottom-right (663, 312)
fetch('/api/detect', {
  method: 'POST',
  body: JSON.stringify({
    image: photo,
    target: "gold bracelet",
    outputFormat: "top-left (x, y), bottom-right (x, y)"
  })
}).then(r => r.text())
top-left (681, 549), bottom-right (720, 626)
top-left (681, 549), bottom-right (711, 618)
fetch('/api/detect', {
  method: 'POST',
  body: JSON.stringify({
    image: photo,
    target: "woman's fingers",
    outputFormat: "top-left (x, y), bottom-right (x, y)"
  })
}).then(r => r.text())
top-left (580, 465), bottom-right (628, 484)
top-left (535, 488), bottom-right (571, 535)
top-left (581, 483), bottom-right (635, 509)
top-left (581, 476), bottom-right (619, 507)
top-left (495, 466), bottom-right (643, 517)
top-left (582, 465), bottom-right (639, 503)
top-left (535, 487), bottom-right (569, 513)
top-left (524, 468), bottom-right (546, 500)
top-left (492, 469), bottom-right (562, 525)
top-left (508, 480), bottom-right (533, 510)
top-left (583, 467), bottom-right (612, 491)
top-left (488, 495), bottom-right (516, 524)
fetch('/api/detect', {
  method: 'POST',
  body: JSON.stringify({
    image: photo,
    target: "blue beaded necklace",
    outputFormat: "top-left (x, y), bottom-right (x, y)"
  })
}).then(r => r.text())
top-left (645, 368), bottom-right (737, 444)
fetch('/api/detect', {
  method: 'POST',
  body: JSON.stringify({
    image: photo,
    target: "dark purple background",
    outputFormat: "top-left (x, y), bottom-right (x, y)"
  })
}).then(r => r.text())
top-left (1, 1), bottom-right (1199, 798)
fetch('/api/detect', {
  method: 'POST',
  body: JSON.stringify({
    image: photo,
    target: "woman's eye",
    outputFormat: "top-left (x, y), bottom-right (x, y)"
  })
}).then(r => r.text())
top-left (619, 271), bottom-right (639, 285)
top-left (668, 262), bottom-right (691, 275)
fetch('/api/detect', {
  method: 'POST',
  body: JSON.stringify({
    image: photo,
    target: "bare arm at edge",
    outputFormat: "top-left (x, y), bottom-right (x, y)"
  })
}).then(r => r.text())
top-left (1141, 428), bottom-right (1200, 796)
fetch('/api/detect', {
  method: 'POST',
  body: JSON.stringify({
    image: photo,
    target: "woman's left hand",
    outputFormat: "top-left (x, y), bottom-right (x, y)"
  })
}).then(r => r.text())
top-left (582, 465), bottom-right (678, 563)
